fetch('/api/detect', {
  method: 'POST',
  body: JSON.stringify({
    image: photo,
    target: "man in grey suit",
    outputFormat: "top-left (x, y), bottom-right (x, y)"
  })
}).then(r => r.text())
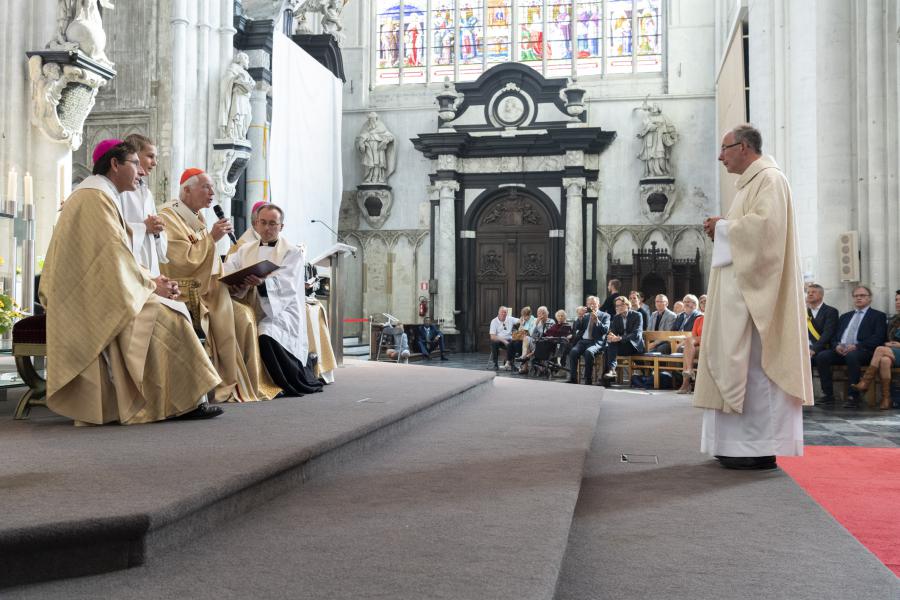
top-left (646, 294), bottom-right (677, 353)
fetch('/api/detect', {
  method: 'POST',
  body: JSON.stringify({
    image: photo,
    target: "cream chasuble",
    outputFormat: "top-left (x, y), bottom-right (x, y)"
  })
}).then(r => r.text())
top-left (159, 200), bottom-right (269, 403)
top-left (41, 178), bottom-right (220, 424)
top-left (693, 156), bottom-right (811, 456)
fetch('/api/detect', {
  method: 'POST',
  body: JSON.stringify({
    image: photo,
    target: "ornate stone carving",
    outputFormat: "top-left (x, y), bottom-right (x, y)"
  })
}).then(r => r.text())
top-left (559, 77), bottom-right (587, 122)
top-left (356, 112), bottom-right (396, 185)
top-left (564, 150), bottom-right (585, 167)
top-left (436, 78), bottom-right (465, 126)
top-left (500, 156), bottom-right (522, 172)
top-left (520, 251), bottom-right (547, 277)
top-left (356, 187), bottom-right (393, 229)
top-left (523, 156), bottom-right (564, 172)
top-left (437, 154), bottom-right (458, 171)
top-left (292, 0), bottom-right (345, 44)
top-left (432, 179), bottom-right (460, 195)
top-left (635, 99), bottom-right (679, 178)
top-left (50, 0), bottom-right (115, 69)
top-left (218, 52), bottom-right (254, 141)
top-left (478, 250), bottom-right (505, 279)
top-left (639, 181), bottom-right (677, 225)
top-left (562, 177), bottom-right (587, 192)
top-left (210, 140), bottom-right (252, 207)
top-left (27, 52), bottom-right (114, 150)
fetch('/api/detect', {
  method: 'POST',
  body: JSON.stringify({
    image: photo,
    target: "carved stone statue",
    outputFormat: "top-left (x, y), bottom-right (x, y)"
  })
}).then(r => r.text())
top-left (49, 0), bottom-right (115, 69)
top-left (292, 0), bottom-right (345, 43)
top-left (635, 100), bottom-right (678, 178)
top-left (218, 52), bottom-right (254, 141)
top-left (356, 112), bottom-right (396, 185)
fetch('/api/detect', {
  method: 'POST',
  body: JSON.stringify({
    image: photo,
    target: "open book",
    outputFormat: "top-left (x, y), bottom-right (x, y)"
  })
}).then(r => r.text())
top-left (219, 260), bottom-right (281, 286)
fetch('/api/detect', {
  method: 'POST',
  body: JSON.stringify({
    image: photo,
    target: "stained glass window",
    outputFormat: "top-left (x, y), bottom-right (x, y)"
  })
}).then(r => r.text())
top-left (373, 0), bottom-right (661, 85)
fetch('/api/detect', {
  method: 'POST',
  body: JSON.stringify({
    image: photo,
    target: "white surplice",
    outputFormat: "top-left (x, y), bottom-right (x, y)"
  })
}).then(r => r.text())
top-left (224, 236), bottom-right (310, 366)
top-left (118, 182), bottom-right (168, 277)
top-left (700, 220), bottom-right (804, 457)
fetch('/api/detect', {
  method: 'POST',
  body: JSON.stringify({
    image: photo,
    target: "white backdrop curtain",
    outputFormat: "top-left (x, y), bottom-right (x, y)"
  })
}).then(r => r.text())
top-left (270, 32), bottom-right (343, 257)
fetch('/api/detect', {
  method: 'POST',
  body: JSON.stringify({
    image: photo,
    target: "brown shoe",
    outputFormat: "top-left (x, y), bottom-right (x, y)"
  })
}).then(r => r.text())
top-left (880, 374), bottom-right (892, 410)
top-left (851, 365), bottom-right (877, 393)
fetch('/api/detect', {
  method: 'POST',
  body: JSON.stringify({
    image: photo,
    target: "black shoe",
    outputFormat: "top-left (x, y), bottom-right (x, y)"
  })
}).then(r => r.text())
top-left (440, 356), bottom-right (449, 361)
top-left (842, 399), bottom-right (861, 409)
top-left (817, 396), bottom-right (835, 408)
top-left (176, 402), bottom-right (224, 420)
top-left (424, 355), bottom-right (432, 360)
top-left (717, 456), bottom-right (777, 470)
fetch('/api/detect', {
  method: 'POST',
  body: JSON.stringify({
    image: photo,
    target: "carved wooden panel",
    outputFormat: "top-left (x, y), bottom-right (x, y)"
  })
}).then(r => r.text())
top-left (478, 196), bottom-right (544, 230)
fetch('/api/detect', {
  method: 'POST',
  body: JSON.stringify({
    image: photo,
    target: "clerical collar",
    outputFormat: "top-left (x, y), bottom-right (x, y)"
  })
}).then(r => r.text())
top-left (260, 240), bottom-right (277, 247)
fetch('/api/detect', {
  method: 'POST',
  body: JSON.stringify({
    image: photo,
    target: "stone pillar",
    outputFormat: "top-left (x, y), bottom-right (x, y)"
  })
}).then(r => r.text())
top-left (433, 179), bottom-right (460, 333)
top-left (245, 82), bottom-right (271, 206)
top-left (170, 0), bottom-right (189, 189)
top-left (563, 177), bottom-right (586, 315)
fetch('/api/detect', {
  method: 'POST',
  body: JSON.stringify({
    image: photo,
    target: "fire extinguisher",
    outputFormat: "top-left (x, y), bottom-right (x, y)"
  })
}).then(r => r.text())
top-left (418, 296), bottom-right (428, 317)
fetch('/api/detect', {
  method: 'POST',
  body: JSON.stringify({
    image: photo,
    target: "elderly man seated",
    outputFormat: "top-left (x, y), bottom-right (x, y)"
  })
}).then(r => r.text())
top-left (225, 204), bottom-right (324, 395)
top-left (488, 306), bottom-right (520, 371)
top-left (41, 139), bottom-right (222, 424)
top-left (566, 296), bottom-right (610, 385)
top-left (603, 295), bottom-right (645, 380)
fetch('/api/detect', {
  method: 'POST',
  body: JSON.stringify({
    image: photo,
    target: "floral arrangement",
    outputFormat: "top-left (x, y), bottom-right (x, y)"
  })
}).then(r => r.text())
top-left (0, 293), bottom-right (25, 335)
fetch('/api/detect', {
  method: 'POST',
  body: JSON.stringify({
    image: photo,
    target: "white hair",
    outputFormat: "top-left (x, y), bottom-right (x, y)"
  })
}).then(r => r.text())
top-left (179, 174), bottom-right (201, 201)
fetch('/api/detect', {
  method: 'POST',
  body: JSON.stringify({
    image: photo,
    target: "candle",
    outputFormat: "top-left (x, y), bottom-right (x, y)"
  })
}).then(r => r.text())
top-left (23, 172), bottom-right (33, 206)
top-left (6, 167), bottom-right (16, 205)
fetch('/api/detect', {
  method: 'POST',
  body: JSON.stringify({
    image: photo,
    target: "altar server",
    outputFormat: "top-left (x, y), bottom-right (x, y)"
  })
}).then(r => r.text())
top-left (118, 134), bottom-right (167, 276)
top-left (41, 140), bottom-right (222, 424)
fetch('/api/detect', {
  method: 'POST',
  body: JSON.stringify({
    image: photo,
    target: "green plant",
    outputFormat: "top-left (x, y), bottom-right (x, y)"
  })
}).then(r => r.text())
top-left (0, 293), bottom-right (25, 334)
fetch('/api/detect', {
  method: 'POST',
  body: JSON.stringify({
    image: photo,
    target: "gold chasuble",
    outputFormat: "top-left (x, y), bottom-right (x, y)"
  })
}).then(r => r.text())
top-left (41, 181), bottom-right (221, 425)
top-left (694, 156), bottom-right (814, 414)
top-left (158, 200), bottom-right (269, 402)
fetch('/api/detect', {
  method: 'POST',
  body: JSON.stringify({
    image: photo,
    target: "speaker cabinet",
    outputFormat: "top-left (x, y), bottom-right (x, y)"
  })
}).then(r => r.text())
top-left (838, 231), bottom-right (860, 283)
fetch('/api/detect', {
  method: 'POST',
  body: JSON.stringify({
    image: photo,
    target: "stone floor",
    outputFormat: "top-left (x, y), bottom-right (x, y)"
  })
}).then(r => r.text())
top-left (352, 352), bottom-right (900, 448)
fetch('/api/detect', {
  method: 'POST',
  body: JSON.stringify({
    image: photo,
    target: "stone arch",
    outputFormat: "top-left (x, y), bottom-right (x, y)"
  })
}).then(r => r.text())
top-left (611, 229), bottom-right (638, 263)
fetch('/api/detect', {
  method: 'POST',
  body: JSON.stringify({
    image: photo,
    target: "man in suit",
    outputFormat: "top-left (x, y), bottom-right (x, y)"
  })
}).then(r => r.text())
top-left (566, 295), bottom-right (610, 385)
top-left (629, 290), bottom-right (651, 329)
top-left (814, 285), bottom-right (887, 408)
top-left (603, 296), bottom-right (645, 379)
top-left (646, 294), bottom-right (677, 353)
top-left (806, 283), bottom-right (838, 359)
top-left (599, 279), bottom-right (621, 317)
top-left (671, 294), bottom-right (701, 333)
top-left (418, 317), bottom-right (448, 361)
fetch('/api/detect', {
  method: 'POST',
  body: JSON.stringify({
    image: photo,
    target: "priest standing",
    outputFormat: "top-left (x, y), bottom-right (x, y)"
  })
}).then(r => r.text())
top-left (41, 140), bottom-right (222, 424)
top-left (119, 133), bottom-right (168, 276)
top-left (158, 168), bottom-right (271, 403)
top-left (693, 124), bottom-right (813, 470)
top-left (225, 204), bottom-right (324, 396)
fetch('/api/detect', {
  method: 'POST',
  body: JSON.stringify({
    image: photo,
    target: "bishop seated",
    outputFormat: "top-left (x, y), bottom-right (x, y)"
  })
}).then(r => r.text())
top-left (40, 140), bottom-right (223, 424)
top-left (225, 204), bottom-right (325, 396)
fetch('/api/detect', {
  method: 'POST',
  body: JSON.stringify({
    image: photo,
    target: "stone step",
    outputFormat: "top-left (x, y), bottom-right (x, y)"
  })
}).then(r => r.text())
top-left (9, 377), bottom-right (602, 599)
top-left (343, 344), bottom-right (370, 357)
top-left (0, 363), bottom-right (495, 589)
top-left (342, 336), bottom-right (360, 346)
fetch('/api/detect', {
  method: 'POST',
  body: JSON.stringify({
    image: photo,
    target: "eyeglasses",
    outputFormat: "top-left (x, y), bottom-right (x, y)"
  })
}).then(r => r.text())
top-left (720, 142), bottom-right (742, 151)
top-left (121, 159), bottom-right (141, 167)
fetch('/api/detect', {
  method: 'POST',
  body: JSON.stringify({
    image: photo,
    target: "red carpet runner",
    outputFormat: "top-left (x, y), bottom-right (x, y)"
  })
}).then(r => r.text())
top-left (779, 446), bottom-right (900, 576)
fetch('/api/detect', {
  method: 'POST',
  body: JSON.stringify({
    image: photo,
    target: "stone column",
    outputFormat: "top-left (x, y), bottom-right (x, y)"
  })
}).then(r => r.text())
top-left (245, 82), bottom-right (271, 206)
top-left (170, 0), bottom-right (189, 189)
top-left (433, 179), bottom-right (460, 333)
top-left (563, 177), bottom-right (586, 315)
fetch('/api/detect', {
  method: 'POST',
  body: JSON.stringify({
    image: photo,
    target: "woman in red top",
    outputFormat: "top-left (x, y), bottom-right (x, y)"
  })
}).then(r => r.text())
top-left (677, 295), bottom-right (706, 394)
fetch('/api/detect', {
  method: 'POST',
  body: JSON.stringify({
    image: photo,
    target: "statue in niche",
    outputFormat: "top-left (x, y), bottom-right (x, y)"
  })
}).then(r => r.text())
top-left (356, 112), bottom-right (396, 185)
top-left (218, 52), bottom-right (254, 141)
top-left (635, 99), bottom-right (678, 178)
top-left (50, 0), bottom-right (115, 68)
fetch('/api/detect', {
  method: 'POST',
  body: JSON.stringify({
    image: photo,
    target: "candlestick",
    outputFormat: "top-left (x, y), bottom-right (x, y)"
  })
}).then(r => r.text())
top-left (23, 172), bottom-right (33, 206)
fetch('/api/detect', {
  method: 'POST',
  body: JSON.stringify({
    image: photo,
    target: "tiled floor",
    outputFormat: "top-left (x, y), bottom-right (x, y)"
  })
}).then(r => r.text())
top-left (356, 352), bottom-right (900, 448)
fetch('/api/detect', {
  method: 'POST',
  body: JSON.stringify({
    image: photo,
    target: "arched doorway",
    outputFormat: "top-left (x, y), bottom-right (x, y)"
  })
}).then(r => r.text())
top-left (467, 188), bottom-right (561, 352)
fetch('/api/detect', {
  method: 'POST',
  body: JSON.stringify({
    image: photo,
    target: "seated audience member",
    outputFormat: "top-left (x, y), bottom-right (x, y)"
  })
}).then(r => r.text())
top-left (518, 306), bottom-right (536, 356)
top-left (159, 168), bottom-right (269, 403)
top-left (646, 294), bottom-right (677, 353)
top-left (850, 289), bottom-right (900, 410)
top-left (600, 279), bottom-right (621, 317)
top-left (603, 296), bottom-right (645, 379)
top-left (814, 285), bottom-right (887, 408)
top-left (806, 282), bottom-right (839, 359)
top-left (225, 204), bottom-right (323, 396)
top-left (41, 139), bottom-right (222, 424)
top-left (566, 296), bottom-right (610, 385)
top-left (519, 306), bottom-right (552, 374)
top-left (546, 309), bottom-right (570, 337)
top-left (489, 305), bottom-right (521, 370)
top-left (383, 320), bottom-right (411, 363)
top-left (575, 305), bottom-right (587, 320)
top-left (677, 303), bottom-right (706, 394)
top-left (672, 300), bottom-right (685, 316)
top-left (418, 317), bottom-right (447, 361)
top-left (671, 294), bottom-right (702, 352)
top-left (629, 290), bottom-right (651, 329)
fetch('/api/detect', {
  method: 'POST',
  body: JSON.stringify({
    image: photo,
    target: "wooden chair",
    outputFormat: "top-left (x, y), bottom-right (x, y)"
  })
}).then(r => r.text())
top-left (12, 315), bottom-right (47, 420)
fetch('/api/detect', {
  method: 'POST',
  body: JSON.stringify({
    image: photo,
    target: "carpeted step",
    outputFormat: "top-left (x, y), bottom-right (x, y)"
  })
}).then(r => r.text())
top-left (8, 376), bottom-right (603, 599)
top-left (0, 363), bottom-right (494, 588)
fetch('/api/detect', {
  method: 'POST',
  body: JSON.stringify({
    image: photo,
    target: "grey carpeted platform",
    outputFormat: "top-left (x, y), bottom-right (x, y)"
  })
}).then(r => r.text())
top-left (0, 362), bottom-right (494, 588)
top-left (7, 377), bottom-right (603, 599)
top-left (553, 388), bottom-right (900, 600)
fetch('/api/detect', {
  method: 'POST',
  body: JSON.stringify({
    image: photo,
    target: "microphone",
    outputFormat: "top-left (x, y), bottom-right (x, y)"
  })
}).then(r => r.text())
top-left (213, 204), bottom-right (237, 245)
top-left (311, 219), bottom-right (356, 257)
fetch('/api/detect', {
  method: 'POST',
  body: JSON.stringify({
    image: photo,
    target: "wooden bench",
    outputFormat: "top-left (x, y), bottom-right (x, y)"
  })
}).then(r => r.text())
top-left (614, 331), bottom-right (694, 388)
top-left (826, 365), bottom-right (900, 408)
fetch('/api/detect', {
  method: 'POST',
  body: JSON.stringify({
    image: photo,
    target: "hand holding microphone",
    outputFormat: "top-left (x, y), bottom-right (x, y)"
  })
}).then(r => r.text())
top-left (212, 204), bottom-right (237, 244)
